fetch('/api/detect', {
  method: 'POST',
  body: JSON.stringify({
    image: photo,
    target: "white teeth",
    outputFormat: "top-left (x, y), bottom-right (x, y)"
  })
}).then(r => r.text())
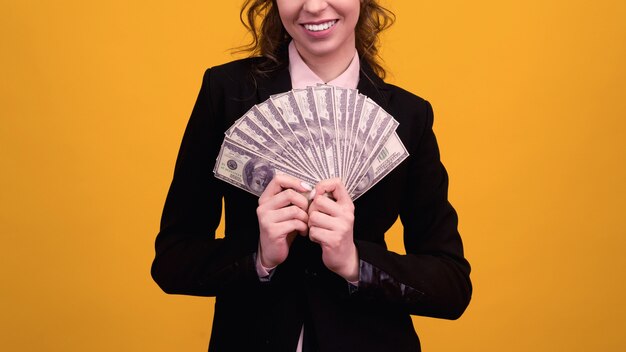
top-left (304, 20), bottom-right (337, 32)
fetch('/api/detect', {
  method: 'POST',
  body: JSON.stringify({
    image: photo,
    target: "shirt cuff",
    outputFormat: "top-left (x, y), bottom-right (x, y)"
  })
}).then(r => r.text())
top-left (346, 263), bottom-right (360, 293)
top-left (345, 258), bottom-right (364, 294)
top-left (347, 280), bottom-right (359, 294)
top-left (255, 247), bottom-right (277, 282)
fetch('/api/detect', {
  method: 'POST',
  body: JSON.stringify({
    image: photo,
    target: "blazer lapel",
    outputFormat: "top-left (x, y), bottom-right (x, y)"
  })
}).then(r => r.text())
top-left (255, 64), bottom-right (292, 103)
top-left (357, 62), bottom-right (391, 108)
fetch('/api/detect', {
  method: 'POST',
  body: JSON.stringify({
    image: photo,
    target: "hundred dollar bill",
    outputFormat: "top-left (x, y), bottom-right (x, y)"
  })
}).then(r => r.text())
top-left (331, 86), bottom-right (348, 180)
top-left (342, 89), bottom-right (359, 179)
top-left (345, 97), bottom-right (380, 180)
top-left (214, 139), bottom-right (316, 197)
top-left (311, 85), bottom-right (339, 179)
top-left (346, 108), bottom-right (398, 189)
top-left (228, 126), bottom-right (300, 174)
top-left (344, 92), bottom-right (367, 178)
top-left (350, 132), bottom-right (409, 200)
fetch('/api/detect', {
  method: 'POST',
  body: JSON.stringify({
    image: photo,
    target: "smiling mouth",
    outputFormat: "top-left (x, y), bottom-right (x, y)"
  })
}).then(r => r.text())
top-left (303, 20), bottom-right (338, 32)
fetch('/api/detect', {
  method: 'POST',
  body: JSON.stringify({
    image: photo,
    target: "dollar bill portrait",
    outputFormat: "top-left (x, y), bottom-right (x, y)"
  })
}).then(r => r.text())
top-left (243, 158), bottom-right (274, 194)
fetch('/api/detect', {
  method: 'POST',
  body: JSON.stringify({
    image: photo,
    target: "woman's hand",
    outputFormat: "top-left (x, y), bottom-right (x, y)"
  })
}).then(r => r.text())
top-left (308, 178), bottom-right (359, 282)
top-left (257, 174), bottom-right (312, 268)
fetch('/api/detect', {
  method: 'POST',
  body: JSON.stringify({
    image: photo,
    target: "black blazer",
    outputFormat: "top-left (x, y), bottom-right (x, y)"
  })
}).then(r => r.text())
top-left (151, 56), bottom-right (472, 352)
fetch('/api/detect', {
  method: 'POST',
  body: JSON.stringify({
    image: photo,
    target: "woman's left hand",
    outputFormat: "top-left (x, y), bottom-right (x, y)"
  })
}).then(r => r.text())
top-left (308, 178), bottom-right (359, 282)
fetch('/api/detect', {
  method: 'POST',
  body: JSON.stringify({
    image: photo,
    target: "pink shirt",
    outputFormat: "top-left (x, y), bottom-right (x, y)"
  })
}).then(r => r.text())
top-left (288, 40), bottom-right (360, 90)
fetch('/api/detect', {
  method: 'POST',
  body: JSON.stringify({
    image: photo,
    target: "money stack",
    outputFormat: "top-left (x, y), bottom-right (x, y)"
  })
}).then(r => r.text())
top-left (213, 85), bottom-right (409, 200)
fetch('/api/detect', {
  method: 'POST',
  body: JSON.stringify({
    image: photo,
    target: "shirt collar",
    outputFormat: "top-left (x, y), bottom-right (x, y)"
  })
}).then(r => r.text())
top-left (288, 41), bottom-right (360, 90)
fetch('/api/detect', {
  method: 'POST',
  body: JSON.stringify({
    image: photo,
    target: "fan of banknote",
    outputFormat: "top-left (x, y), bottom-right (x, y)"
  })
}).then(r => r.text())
top-left (213, 85), bottom-right (409, 200)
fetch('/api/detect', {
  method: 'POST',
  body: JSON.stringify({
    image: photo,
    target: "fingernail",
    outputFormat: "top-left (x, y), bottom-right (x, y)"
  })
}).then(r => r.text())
top-left (308, 188), bottom-right (317, 200)
top-left (300, 181), bottom-right (313, 191)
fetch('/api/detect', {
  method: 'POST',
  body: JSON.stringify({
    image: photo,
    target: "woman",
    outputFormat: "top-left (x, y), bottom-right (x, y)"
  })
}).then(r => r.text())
top-left (151, 0), bottom-right (472, 351)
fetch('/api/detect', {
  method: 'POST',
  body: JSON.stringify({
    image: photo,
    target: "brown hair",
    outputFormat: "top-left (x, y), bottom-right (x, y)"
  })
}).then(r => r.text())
top-left (238, 0), bottom-right (395, 78)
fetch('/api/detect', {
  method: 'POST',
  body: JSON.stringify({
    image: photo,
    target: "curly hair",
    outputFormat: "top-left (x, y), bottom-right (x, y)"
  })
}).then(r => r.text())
top-left (238, 0), bottom-right (395, 79)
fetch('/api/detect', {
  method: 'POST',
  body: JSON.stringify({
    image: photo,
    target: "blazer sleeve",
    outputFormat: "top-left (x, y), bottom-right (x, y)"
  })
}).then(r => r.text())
top-left (150, 69), bottom-right (259, 296)
top-left (354, 100), bottom-right (472, 320)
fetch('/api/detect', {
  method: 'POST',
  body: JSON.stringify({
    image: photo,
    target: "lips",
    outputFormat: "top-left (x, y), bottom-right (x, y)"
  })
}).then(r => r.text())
top-left (303, 20), bottom-right (338, 32)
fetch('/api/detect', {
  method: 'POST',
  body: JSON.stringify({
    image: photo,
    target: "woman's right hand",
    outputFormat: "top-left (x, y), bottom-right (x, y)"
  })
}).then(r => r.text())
top-left (257, 174), bottom-right (312, 268)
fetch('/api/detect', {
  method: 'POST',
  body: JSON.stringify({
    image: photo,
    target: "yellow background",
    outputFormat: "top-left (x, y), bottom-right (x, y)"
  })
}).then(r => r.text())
top-left (1, 0), bottom-right (625, 351)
